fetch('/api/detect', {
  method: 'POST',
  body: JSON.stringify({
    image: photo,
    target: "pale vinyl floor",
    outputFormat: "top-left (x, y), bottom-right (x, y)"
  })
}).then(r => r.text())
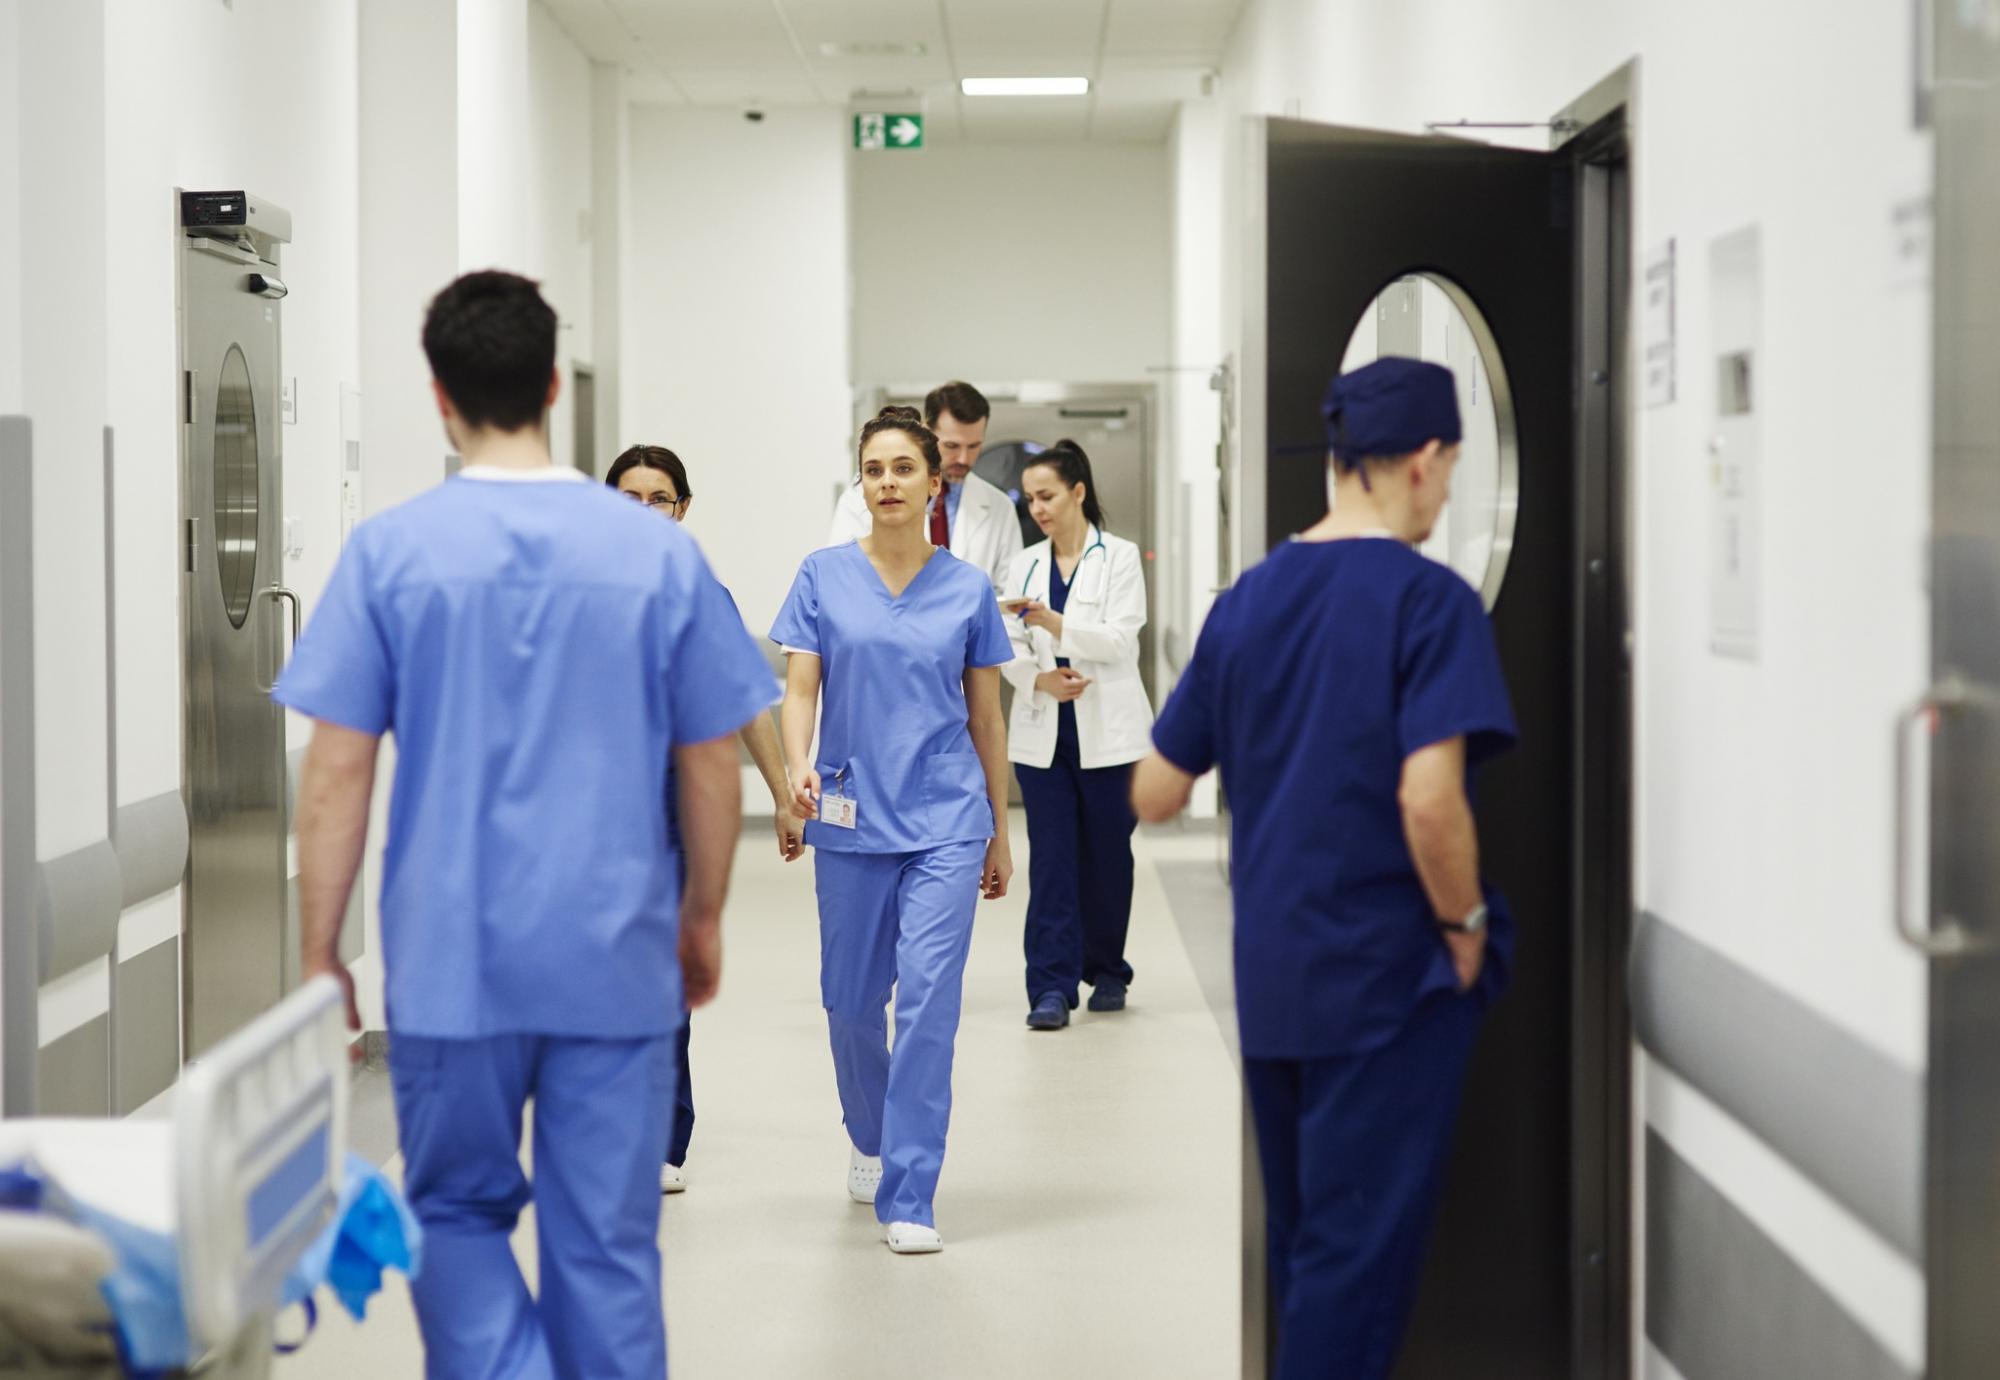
top-left (277, 813), bottom-right (1242, 1379)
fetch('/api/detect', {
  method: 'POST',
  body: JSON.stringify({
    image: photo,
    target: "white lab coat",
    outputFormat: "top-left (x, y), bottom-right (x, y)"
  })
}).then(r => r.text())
top-left (826, 470), bottom-right (1025, 597)
top-left (1000, 528), bottom-right (1155, 770)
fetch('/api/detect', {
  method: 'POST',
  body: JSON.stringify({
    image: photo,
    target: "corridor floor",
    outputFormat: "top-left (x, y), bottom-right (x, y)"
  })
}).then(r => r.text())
top-left (277, 814), bottom-right (1242, 1379)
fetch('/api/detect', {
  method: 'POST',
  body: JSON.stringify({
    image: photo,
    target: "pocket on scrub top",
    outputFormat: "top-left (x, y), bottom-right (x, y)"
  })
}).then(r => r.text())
top-left (922, 752), bottom-right (991, 833)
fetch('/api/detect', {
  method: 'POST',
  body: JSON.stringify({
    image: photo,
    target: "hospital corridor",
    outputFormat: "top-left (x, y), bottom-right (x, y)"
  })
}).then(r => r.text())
top-left (2, 0), bottom-right (1997, 1378)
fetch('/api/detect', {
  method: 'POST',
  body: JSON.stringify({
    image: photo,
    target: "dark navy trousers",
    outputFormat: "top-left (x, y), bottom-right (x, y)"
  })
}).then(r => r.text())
top-left (1243, 991), bottom-right (1483, 1380)
top-left (665, 1015), bottom-right (694, 1167)
top-left (1015, 706), bottom-right (1138, 1006)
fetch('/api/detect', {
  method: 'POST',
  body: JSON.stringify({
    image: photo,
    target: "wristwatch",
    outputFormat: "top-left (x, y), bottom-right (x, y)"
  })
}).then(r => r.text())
top-left (1438, 903), bottom-right (1488, 935)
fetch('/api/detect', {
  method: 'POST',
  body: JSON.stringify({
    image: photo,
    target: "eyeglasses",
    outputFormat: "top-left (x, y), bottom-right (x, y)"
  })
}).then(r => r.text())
top-left (622, 491), bottom-right (683, 509)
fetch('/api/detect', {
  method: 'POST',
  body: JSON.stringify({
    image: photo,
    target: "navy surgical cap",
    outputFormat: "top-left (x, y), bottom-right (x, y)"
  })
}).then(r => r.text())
top-left (1321, 356), bottom-right (1463, 464)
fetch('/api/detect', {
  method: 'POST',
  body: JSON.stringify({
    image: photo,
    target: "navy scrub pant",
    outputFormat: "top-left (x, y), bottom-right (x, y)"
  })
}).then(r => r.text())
top-left (666, 1016), bottom-right (695, 1167)
top-left (1242, 991), bottom-right (1483, 1380)
top-left (1015, 713), bottom-right (1138, 1006)
top-left (390, 1031), bottom-right (677, 1380)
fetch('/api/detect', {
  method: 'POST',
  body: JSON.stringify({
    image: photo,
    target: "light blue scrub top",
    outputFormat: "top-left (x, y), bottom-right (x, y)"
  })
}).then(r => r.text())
top-left (273, 472), bottom-right (779, 1040)
top-left (770, 542), bottom-right (1013, 855)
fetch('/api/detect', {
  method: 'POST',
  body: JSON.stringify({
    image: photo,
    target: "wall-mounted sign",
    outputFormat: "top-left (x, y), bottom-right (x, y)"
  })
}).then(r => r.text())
top-left (854, 112), bottom-right (924, 150)
top-left (1709, 227), bottom-right (1761, 662)
top-left (1643, 240), bottom-right (1676, 408)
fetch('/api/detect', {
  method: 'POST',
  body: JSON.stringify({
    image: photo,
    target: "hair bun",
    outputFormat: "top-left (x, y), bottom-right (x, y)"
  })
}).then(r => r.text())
top-left (877, 404), bottom-right (923, 424)
top-left (1049, 438), bottom-right (1083, 455)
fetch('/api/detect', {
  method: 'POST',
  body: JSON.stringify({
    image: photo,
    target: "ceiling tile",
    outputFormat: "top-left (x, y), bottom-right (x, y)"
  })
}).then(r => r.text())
top-left (946, 0), bottom-right (1106, 72)
top-left (1102, 0), bottom-right (1243, 59)
top-left (538, 0), bottom-right (639, 63)
top-left (613, 0), bottom-right (799, 66)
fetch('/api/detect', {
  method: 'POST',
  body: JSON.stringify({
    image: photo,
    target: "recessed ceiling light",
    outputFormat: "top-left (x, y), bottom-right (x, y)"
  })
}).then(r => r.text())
top-left (820, 41), bottom-right (928, 58)
top-left (960, 77), bottom-right (1090, 97)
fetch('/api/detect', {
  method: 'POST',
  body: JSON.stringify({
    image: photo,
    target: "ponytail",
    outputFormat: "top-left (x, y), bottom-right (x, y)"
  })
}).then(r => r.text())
top-left (1030, 438), bottom-right (1106, 528)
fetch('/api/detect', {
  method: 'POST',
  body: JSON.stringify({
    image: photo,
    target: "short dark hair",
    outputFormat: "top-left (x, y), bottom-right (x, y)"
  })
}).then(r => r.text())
top-left (421, 270), bottom-right (558, 432)
top-left (859, 406), bottom-right (942, 475)
top-left (606, 445), bottom-right (691, 500)
top-left (924, 380), bottom-right (989, 429)
top-left (1023, 438), bottom-right (1106, 528)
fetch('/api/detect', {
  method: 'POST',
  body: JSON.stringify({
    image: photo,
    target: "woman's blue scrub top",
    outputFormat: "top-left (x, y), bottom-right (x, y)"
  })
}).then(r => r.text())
top-left (1151, 537), bottom-right (1517, 1060)
top-left (771, 542), bottom-right (1013, 855)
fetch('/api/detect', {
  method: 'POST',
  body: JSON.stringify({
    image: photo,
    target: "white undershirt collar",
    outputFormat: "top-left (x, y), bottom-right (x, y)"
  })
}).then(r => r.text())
top-left (456, 464), bottom-right (591, 483)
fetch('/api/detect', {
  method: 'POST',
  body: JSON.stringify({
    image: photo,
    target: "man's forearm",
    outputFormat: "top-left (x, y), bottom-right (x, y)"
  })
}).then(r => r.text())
top-left (675, 735), bottom-right (744, 918)
top-left (739, 710), bottom-right (789, 803)
top-left (1403, 793), bottom-right (1483, 920)
top-left (295, 731), bottom-right (379, 970)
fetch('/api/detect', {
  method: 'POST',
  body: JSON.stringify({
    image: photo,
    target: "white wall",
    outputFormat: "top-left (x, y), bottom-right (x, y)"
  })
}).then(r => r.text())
top-left (527, 0), bottom-right (595, 472)
top-left (849, 142), bottom-right (1171, 387)
top-left (1183, 0), bottom-right (1935, 1369)
top-left (622, 105), bottom-right (852, 639)
top-left (0, 0), bottom-right (21, 416)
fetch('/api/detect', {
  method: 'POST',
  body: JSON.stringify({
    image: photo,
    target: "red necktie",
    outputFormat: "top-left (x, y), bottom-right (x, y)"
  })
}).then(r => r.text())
top-left (930, 489), bottom-right (950, 547)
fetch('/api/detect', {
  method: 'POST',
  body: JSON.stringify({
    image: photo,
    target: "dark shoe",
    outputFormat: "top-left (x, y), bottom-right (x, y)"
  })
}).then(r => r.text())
top-left (1088, 981), bottom-right (1128, 1013)
top-left (1026, 992), bottom-right (1070, 1030)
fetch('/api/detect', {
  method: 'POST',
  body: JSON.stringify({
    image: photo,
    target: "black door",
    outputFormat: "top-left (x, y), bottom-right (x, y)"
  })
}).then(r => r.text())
top-left (1257, 117), bottom-right (1623, 1378)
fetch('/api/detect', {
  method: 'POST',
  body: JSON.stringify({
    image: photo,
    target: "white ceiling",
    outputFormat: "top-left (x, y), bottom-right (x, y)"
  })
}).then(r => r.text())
top-left (539, 0), bottom-right (1248, 143)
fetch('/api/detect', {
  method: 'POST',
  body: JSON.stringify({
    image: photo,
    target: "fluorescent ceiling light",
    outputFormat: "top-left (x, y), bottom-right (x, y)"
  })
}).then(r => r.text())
top-left (960, 77), bottom-right (1090, 97)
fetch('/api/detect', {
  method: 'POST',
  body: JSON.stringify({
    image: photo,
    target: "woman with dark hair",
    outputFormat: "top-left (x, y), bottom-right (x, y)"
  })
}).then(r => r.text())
top-left (771, 407), bottom-right (1015, 1254)
top-left (608, 444), bottom-right (803, 1194)
top-left (1000, 440), bottom-right (1155, 1030)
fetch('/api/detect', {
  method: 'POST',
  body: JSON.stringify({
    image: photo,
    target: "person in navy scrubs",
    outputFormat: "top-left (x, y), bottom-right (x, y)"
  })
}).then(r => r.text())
top-left (607, 444), bottom-right (802, 1195)
top-left (1000, 441), bottom-right (1156, 1029)
top-left (1131, 357), bottom-right (1517, 1380)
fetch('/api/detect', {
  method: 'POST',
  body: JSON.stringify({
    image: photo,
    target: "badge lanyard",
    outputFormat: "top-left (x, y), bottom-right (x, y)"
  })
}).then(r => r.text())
top-left (821, 765), bottom-right (858, 829)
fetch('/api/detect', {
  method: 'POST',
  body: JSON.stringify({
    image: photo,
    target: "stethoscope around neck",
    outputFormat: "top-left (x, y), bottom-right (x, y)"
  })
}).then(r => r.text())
top-left (1018, 524), bottom-right (1108, 604)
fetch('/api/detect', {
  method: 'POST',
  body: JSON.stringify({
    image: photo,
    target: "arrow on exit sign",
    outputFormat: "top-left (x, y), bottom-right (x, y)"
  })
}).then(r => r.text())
top-left (854, 112), bottom-right (924, 150)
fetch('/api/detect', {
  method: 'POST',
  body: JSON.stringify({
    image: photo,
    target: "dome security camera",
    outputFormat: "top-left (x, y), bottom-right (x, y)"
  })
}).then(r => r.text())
top-left (744, 108), bottom-right (766, 123)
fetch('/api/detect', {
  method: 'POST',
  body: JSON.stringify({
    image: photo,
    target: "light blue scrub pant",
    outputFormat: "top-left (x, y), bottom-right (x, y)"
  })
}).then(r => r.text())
top-left (390, 1032), bottom-right (676, 1380)
top-left (815, 839), bottom-right (985, 1227)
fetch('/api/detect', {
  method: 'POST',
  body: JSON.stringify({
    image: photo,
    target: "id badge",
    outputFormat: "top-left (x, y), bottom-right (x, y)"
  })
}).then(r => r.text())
top-left (821, 769), bottom-right (858, 830)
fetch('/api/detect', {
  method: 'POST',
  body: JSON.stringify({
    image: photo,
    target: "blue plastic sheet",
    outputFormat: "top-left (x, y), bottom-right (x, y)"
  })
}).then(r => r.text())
top-left (0, 1151), bottom-right (421, 1374)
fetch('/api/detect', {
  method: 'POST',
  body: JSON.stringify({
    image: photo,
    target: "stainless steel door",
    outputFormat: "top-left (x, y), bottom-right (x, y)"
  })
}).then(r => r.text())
top-left (181, 236), bottom-right (289, 1059)
top-left (1922, 5), bottom-right (2000, 1374)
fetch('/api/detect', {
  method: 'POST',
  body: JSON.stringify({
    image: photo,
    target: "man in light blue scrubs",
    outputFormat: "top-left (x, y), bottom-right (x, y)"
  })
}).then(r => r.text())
top-left (1133, 358), bottom-right (1517, 1379)
top-left (279, 271), bottom-right (777, 1379)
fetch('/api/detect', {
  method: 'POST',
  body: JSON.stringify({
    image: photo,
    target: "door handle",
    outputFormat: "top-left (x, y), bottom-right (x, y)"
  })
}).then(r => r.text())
top-left (1894, 674), bottom-right (1987, 957)
top-left (260, 584), bottom-right (301, 692)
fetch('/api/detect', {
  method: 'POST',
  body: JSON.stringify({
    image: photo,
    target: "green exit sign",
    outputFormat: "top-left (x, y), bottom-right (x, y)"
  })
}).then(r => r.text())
top-left (854, 112), bottom-right (924, 150)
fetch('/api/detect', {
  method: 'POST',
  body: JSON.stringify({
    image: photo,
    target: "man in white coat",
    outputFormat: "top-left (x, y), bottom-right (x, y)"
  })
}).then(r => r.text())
top-left (827, 380), bottom-right (1024, 595)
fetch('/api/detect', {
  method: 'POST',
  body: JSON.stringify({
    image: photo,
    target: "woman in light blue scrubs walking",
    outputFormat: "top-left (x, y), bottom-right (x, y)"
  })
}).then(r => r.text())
top-left (772, 405), bottom-right (1015, 1255)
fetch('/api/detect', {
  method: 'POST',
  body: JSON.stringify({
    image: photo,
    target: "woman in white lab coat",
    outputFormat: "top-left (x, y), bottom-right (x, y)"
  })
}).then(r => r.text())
top-left (1001, 440), bottom-right (1155, 1030)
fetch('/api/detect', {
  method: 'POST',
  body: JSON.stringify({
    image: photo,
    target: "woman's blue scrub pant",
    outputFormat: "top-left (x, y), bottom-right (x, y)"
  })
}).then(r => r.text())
top-left (1242, 991), bottom-right (1482, 1380)
top-left (815, 839), bottom-right (984, 1228)
top-left (1014, 716), bottom-right (1137, 1006)
top-left (390, 1032), bottom-right (676, 1380)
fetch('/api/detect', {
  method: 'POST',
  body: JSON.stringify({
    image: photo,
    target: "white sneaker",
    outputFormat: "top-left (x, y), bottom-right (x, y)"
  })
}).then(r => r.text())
top-left (659, 1163), bottom-right (687, 1194)
top-left (881, 1221), bottom-right (944, 1254)
top-left (847, 1148), bottom-right (882, 1204)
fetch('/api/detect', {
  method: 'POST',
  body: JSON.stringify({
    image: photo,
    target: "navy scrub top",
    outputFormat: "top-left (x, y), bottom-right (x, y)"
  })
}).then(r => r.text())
top-left (1151, 537), bottom-right (1517, 1060)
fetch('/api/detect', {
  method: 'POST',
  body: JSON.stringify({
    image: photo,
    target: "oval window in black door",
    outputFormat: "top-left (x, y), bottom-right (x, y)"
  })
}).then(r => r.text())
top-left (1339, 273), bottom-right (1519, 610)
top-left (213, 344), bottom-right (260, 629)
